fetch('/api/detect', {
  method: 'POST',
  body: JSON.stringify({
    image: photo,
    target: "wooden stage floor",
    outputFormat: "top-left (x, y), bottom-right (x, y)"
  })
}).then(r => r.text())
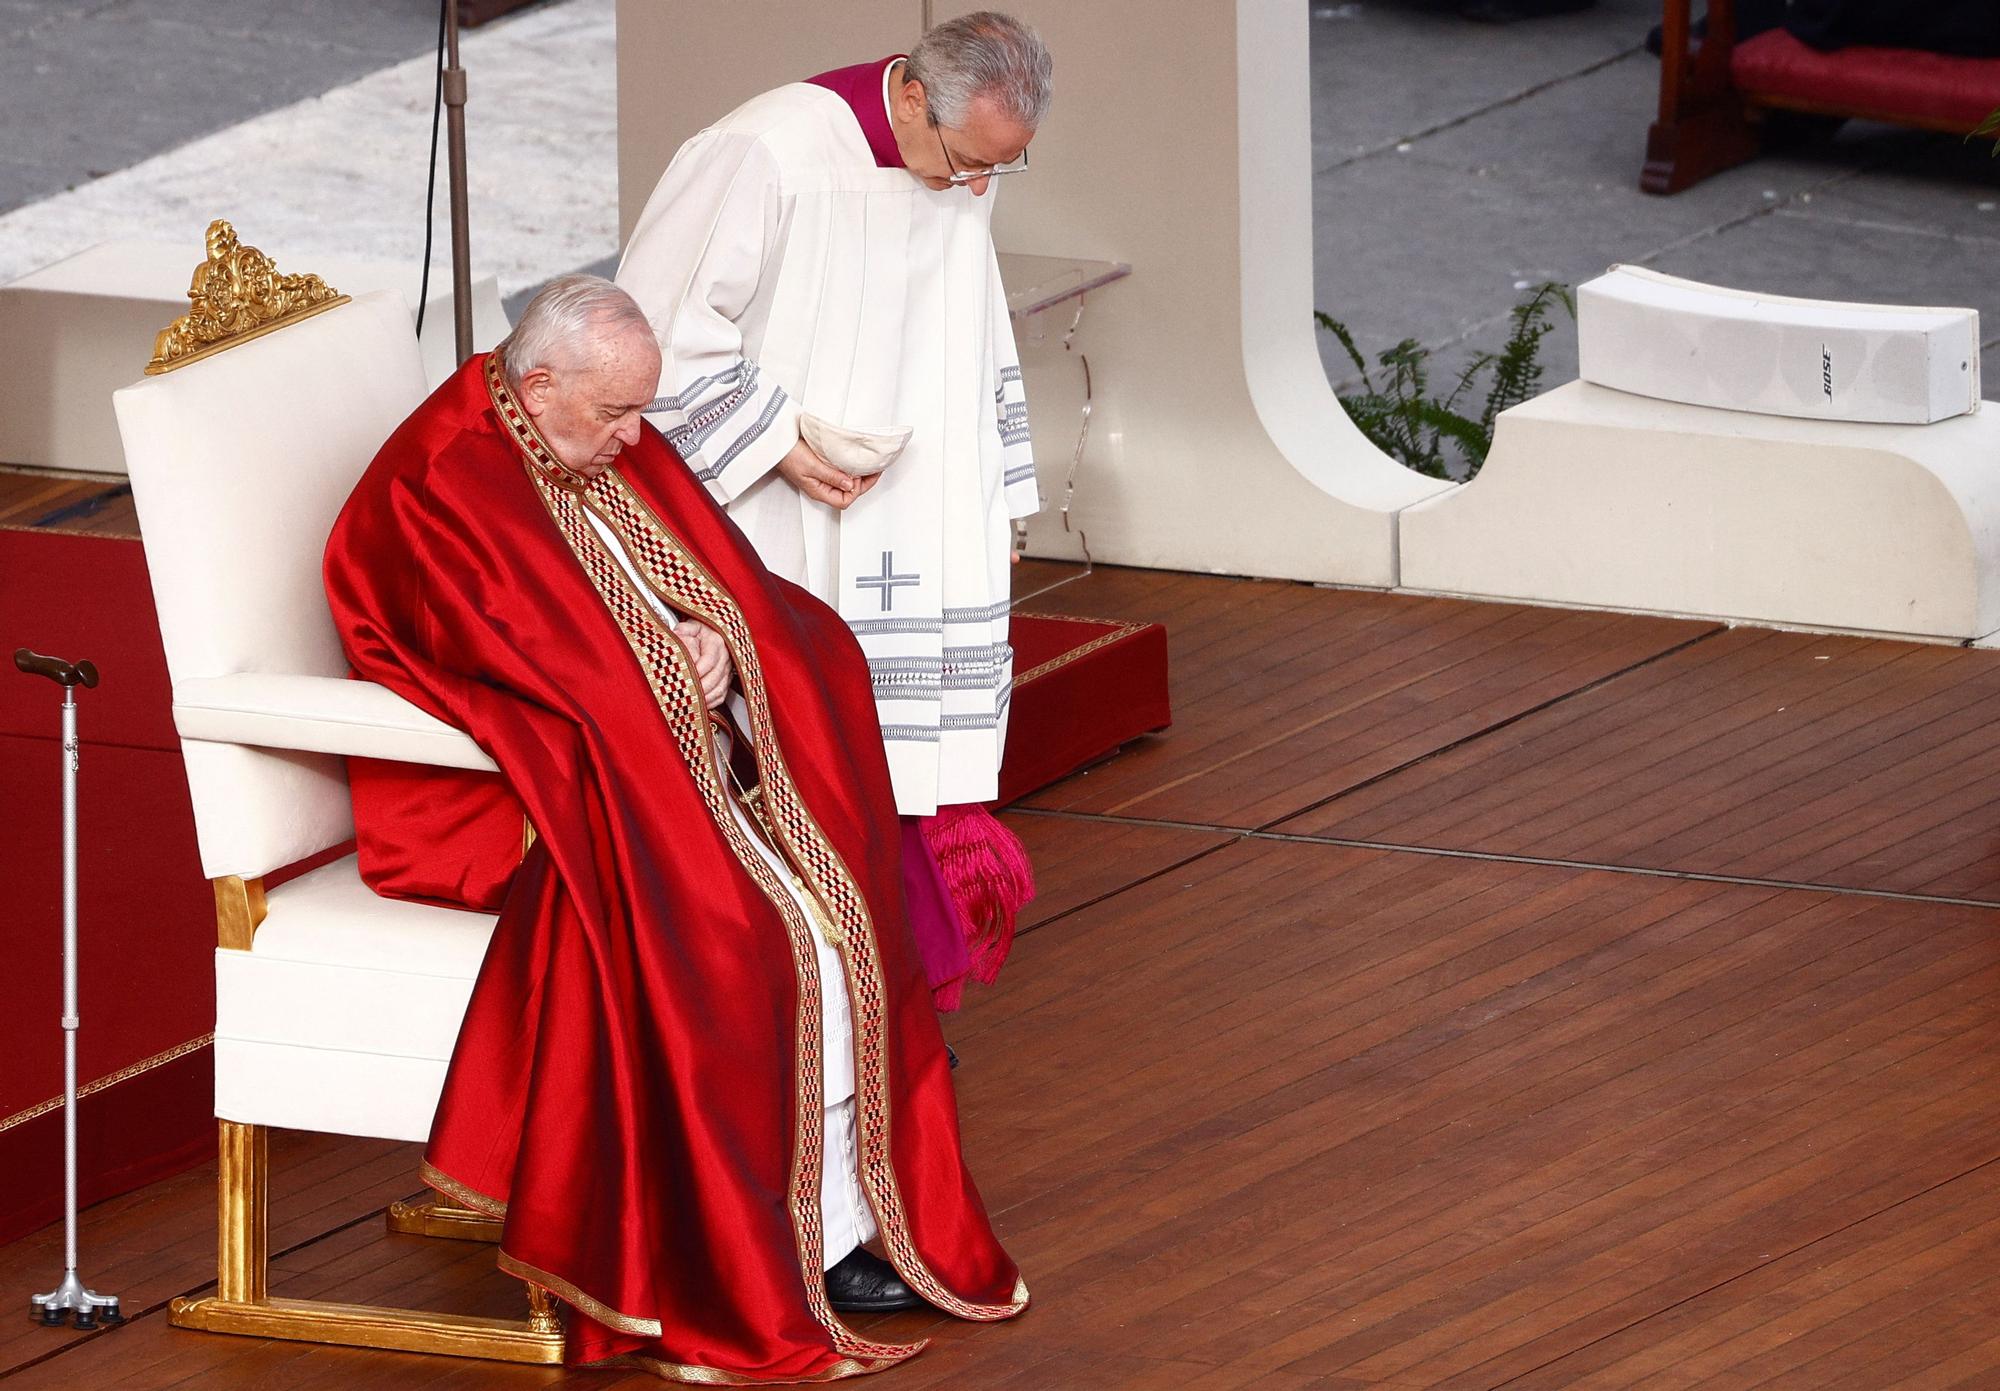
top-left (9, 503), bottom-right (2000, 1387)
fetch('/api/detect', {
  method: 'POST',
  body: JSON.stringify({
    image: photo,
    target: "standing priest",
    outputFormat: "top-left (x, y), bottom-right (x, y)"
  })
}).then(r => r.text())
top-left (325, 277), bottom-right (1025, 1381)
top-left (617, 12), bottom-right (1051, 1010)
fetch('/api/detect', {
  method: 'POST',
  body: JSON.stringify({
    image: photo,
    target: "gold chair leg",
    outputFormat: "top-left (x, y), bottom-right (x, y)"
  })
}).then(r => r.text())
top-left (170, 1120), bottom-right (564, 1364)
top-left (216, 1119), bottom-right (267, 1301)
top-left (527, 1283), bottom-right (561, 1335)
top-left (386, 1196), bottom-right (505, 1243)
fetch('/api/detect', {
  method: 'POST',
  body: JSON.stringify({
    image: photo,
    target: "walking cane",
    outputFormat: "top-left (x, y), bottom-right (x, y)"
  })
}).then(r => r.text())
top-left (15, 649), bottom-right (122, 1330)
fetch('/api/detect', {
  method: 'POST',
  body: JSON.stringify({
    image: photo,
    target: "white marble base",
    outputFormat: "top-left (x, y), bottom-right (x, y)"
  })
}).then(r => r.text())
top-left (1400, 380), bottom-right (2000, 643)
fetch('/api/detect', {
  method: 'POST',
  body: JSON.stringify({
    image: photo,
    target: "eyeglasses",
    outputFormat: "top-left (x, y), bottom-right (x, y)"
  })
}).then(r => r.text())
top-left (930, 115), bottom-right (1029, 186)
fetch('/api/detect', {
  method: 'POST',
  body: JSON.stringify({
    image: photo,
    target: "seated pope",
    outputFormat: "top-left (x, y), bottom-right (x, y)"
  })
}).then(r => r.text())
top-left (321, 274), bottom-right (1026, 1382)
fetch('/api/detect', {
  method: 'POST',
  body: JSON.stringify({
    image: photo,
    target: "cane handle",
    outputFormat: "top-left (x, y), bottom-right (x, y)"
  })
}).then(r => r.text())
top-left (12, 649), bottom-right (99, 689)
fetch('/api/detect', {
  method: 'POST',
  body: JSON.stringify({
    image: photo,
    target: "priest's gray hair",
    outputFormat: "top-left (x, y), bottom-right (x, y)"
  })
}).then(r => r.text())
top-left (499, 274), bottom-right (654, 390)
top-left (906, 11), bottom-right (1053, 131)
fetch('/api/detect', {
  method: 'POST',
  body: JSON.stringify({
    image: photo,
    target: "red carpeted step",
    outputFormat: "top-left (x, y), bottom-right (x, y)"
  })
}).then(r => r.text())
top-left (1001, 613), bottom-right (1171, 805)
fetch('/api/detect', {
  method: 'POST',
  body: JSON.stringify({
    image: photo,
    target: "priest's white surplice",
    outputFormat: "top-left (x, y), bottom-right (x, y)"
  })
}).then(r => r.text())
top-left (617, 81), bottom-right (1040, 816)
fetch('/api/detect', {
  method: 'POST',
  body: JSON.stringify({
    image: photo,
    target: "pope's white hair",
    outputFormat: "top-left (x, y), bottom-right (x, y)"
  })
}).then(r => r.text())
top-left (500, 274), bottom-right (653, 390)
top-left (906, 11), bottom-right (1052, 131)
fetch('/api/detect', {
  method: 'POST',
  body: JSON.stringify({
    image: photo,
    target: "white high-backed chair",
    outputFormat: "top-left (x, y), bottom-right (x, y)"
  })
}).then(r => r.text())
top-left (111, 230), bottom-right (560, 1363)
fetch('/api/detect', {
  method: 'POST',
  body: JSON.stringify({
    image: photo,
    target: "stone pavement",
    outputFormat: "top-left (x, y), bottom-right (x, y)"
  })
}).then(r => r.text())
top-left (4, 0), bottom-right (1999, 435)
top-left (0, 0), bottom-right (614, 305)
top-left (0, 0), bottom-right (443, 216)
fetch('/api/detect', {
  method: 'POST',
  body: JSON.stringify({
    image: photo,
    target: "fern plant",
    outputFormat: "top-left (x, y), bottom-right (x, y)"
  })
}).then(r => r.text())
top-left (1317, 281), bottom-right (1574, 481)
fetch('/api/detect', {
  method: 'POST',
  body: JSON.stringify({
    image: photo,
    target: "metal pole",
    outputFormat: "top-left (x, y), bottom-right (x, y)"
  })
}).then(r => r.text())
top-left (61, 691), bottom-right (77, 1282)
top-left (443, 0), bottom-right (474, 364)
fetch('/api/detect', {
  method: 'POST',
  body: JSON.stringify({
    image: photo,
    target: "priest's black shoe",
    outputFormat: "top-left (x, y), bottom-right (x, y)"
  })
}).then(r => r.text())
top-left (825, 1248), bottom-right (923, 1313)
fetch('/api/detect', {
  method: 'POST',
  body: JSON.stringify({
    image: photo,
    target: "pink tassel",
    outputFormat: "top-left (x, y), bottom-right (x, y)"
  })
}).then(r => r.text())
top-left (930, 975), bottom-right (966, 1014)
top-left (921, 804), bottom-right (1035, 988)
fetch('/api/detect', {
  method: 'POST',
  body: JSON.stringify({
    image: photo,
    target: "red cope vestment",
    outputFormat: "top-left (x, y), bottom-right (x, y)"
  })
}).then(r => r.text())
top-left (322, 354), bottom-right (1026, 1383)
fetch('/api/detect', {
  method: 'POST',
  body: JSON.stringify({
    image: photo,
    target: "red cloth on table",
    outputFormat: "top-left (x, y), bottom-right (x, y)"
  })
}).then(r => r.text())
top-left (324, 354), bottom-right (1023, 1379)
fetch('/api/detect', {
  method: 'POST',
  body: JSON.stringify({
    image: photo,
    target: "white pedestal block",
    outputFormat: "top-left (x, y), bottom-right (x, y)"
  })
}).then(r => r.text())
top-left (0, 241), bottom-right (509, 475)
top-left (1400, 380), bottom-right (2000, 642)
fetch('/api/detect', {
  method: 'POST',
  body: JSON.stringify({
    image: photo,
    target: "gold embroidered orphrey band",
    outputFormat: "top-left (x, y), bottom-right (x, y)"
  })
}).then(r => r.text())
top-left (0, 1032), bottom-right (213, 1135)
top-left (145, 219), bottom-right (349, 375)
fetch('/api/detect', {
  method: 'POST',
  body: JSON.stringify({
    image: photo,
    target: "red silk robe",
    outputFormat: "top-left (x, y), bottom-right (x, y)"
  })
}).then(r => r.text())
top-left (323, 354), bottom-right (1025, 1382)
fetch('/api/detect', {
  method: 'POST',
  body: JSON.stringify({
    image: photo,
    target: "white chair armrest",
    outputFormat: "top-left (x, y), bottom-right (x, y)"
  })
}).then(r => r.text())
top-left (173, 673), bottom-right (498, 772)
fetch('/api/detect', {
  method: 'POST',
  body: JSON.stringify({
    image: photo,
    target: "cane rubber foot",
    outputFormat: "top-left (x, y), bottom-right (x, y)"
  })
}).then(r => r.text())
top-left (37, 1307), bottom-right (65, 1327)
top-left (71, 1313), bottom-right (96, 1332)
top-left (99, 1303), bottom-right (123, 1324)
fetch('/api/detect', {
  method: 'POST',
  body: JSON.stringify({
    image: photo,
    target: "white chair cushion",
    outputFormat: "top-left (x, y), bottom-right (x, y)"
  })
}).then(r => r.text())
top-left (214, 855), bottom-right (496, 1141)
top-left (213, 1042), bottom-right (463, 1144)
top-left (247, 853), bottom-right (496, 977)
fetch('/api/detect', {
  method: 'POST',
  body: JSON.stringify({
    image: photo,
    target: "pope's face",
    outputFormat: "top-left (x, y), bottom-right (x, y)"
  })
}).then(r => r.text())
top-left (519, 325), bottom-right (662, 478)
